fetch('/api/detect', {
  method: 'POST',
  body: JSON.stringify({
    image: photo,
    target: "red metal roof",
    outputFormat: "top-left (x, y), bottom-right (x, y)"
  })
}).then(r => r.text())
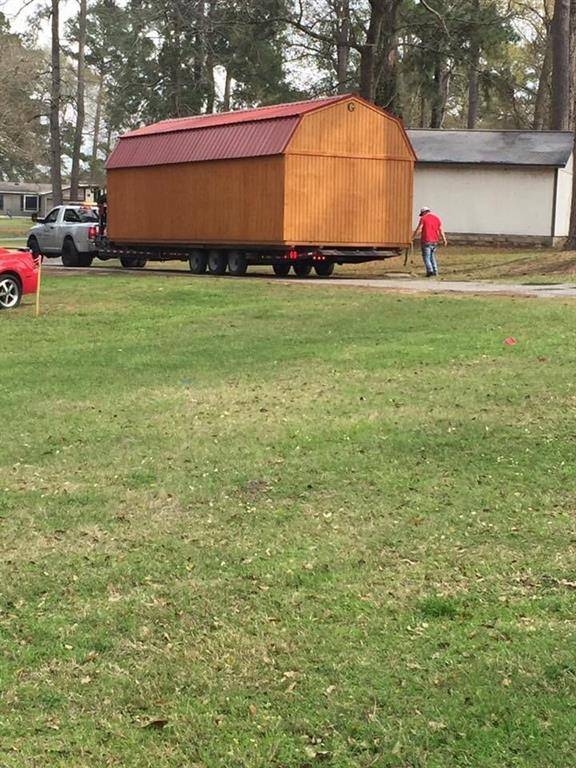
top-left (107, 95), bottom-right (351, 169)
top-left (123, 95), bottom-right (349, 138)
top-left (107, 116), bottom-right (299, 169)
top-left (106, 94), bottom-right (416, 169)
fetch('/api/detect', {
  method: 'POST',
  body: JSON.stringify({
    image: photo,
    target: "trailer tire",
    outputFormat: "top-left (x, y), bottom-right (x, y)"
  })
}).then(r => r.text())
top-left (120, 256), bottom-right (147, 269)
top-left (189, 250), bottom-right (207, 274)
top-left (62, 238), bottom-right (81, 267)
top-left (273, 262), bottom-right (291, 276)
top-left (207, 250), bottom-right (227, 275)
top-left (293, 262), bottom-right (312, 277)
top-left (314, 261), bottom-right (335, 277)
top-left (227, 251), bottom-right (248, 276)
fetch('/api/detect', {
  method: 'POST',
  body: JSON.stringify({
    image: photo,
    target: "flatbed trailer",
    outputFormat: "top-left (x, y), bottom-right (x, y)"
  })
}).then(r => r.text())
top-left (95, 229), bottom-right (403, 277)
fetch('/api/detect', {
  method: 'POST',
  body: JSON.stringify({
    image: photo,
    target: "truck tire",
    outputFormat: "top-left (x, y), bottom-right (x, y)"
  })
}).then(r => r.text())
top-left (27, 236), bottom-right (41, 259)
top-left (314, 261), bottom-right (335, 277)
top-left (189, 250), bottom-right (207, 274)
top-left (293, 262), bottom-right (312, 277)
top-left (273, 262), bottom-right (291, 276)
top-left (120, 256), bottom-right (146, 269)
top-left (207, 250), bottom-right (227, 275)
top-left (227, 251), bottom-right (248, 276)
top-left (62, 238), bottom-right (81, 267)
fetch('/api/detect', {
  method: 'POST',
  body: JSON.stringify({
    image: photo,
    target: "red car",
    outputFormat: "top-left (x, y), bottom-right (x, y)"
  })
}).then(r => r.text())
top-left (0, 248), bottom-right (39, 310)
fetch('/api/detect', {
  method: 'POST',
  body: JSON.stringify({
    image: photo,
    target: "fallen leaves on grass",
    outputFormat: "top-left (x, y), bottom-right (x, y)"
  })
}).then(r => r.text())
top-left (141, 718), bottom-right (169, 730)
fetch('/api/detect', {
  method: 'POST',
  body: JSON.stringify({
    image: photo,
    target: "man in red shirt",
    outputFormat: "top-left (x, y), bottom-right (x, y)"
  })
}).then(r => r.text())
top-left (413, 206), bottom-right (448, 277)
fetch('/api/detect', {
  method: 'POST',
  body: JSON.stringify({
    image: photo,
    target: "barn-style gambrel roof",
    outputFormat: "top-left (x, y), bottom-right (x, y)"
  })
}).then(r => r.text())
top-left (107, 95), bottom-right (414, 169)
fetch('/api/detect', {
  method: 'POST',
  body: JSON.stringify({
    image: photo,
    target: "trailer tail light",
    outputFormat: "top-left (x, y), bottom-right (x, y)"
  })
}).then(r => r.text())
top-left (289, 248), bottom-right (298, 260)
top-left (88, 225), bottom-right (98, 241)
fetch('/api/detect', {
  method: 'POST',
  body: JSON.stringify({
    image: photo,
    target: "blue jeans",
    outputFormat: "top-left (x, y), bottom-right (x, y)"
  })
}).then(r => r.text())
top-left (422, 243), bottom-right (438, 275)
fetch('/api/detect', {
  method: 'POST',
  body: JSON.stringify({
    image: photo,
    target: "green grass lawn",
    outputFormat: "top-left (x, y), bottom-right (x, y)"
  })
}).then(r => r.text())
top-left (0, 216), bottom-right (30, 248)
top-left (1, 275), bottom-right (576, 767)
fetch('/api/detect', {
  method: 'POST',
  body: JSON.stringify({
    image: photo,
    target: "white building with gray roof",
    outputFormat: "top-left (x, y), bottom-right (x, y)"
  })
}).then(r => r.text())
top-left (408, 130), bottom-right (574, 246)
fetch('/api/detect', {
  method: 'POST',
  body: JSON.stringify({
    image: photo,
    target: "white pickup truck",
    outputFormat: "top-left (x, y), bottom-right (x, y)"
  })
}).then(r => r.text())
top-left (26, 204), bottom-right (100, 267)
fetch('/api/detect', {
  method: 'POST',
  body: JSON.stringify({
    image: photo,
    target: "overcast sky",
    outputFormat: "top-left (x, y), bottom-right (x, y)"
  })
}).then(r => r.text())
top-left (0, 0), bottom-right (74, 45)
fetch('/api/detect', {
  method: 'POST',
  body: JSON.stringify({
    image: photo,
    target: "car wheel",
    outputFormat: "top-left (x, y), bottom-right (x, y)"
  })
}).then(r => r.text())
top-left (273, 262), bottom-right (291, 276)
top-left (62, 239), bottom-right (81, 267)
top-left (227, 251), bottom-right (248, 276)
top-left (0, 274), bottom-right (22, 309)
top-left (293, 262), bottom-right (312, 277)
top-left (207, 250), bottom-right (227, 275)
top-left (189, 250), bottom-right (207, 274)
top-left (78, 254), bottom-right (94, 267)
top-left (314, 261), bottom-right (335, 277)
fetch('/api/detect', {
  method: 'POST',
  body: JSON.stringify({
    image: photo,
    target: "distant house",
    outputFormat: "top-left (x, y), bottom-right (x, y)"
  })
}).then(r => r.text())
top-left (0, 181), bottom-right (101, 218)
top-left (407, 130), bottom-right (574, 246)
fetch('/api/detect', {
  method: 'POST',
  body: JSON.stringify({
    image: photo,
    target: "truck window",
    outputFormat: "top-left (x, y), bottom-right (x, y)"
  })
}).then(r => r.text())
top-left (44, 208), bottom-right (59, 224)
top-left (64, 209), bottom-right (81, 223)
top-left (77, 209), bottom-right (99, 223)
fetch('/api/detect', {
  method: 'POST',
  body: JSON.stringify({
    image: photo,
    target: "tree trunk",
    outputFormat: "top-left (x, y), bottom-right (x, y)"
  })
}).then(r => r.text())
top-left (419, 90), bottom-right (427, 128)
top-left (335, 0), bottom-right (351, 93)
top-left (205, 51), bottom-right (216, 113)
top-left (70, 0), bottom-right (87, 201)
top-left (91, 71), bottom-right (104, 175)
top-left (534, 30), bottom-right (552, 130)
top-left (564, 125), bottom-right (576, 248)
top-left (430, 61), bottom-right (450, 128)
top-left (222, 68), bottom-right (232, 111)
top-left (551, 0), bottom-right (570, 130)
top-left (359, 0), bottom-right (386, 102)
top-left (374, 1), bottom-right (402, 114)
top-left (570, 0), bottom-right (576, 128)
top-left (50, 0), bottom-right (63, 206)
top-left (467, 0), bottom-right (480, 128)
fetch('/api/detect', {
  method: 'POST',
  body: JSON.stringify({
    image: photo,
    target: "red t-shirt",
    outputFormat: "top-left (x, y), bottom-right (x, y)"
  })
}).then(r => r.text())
top-left (420, 213), bottom-right (442, 243)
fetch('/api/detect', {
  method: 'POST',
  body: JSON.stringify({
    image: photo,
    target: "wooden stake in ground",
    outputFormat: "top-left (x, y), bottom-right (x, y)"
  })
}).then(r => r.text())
top-left (35, 256), bottom-right (43, 317)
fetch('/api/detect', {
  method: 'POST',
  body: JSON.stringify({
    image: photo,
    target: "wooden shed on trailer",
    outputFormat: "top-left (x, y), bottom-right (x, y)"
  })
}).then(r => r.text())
top-left (106, 94), bottom-right (415, 250)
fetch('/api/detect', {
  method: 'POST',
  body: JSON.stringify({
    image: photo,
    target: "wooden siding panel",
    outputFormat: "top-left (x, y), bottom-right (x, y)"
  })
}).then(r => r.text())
top-left (107, 156), bottom-right (285, 245)
top-left (288, 99), bottom-right (414, 160)
top-left (283, 155), bottom-right (413, 247)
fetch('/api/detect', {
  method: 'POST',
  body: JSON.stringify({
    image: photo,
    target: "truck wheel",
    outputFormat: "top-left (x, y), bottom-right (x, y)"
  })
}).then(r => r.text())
top-left (293, 262), bottom-right (312, 277)
top-left (0, 275), bottom-right (22, 309)
top-left (207, 250), bottom-right (227, 275)
top-left (78, 254), bottom-right (94, 267)
top-left (62, 239), bottom-right (80, 267)
top-left (227, 251), bottom-right (248, 276)
top-left (273, 263), bottom-right (291, 276)
top-left (27, 236), bottom-right (41, 259)
top-left (189, 250), bottom-right (207, 274)
top-left (314, 261), bottom-right (335, 277)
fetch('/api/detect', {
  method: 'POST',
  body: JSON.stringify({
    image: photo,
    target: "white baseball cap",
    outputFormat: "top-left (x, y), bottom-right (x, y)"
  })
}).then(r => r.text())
top-left (419, 206), bottom-right (431, 215)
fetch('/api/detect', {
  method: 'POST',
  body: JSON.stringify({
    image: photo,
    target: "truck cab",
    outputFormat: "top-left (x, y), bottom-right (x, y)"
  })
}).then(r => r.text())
top-left (27, 204), bottom-right (100, 267)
